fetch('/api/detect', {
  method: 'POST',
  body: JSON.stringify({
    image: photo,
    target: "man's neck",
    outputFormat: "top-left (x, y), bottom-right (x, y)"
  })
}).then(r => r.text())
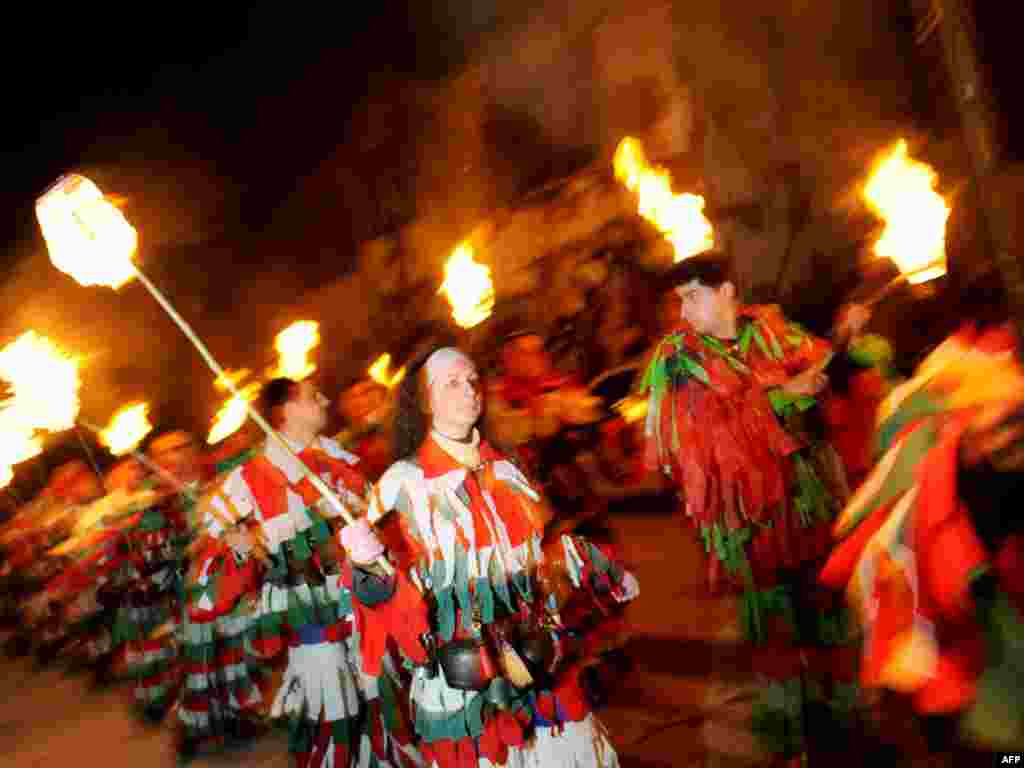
top-left (432, 421), bottom-right (473, 443)
top-left (712, 314), bottom-right (739, 341)
top-left (278, 424), bottom-right (318, 451)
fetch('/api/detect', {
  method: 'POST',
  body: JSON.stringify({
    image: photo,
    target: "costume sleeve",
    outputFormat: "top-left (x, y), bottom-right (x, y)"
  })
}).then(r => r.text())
top-left (348, 462), bottom-right (432, 676)
top-left (204, 468), bottom-right (255, 540)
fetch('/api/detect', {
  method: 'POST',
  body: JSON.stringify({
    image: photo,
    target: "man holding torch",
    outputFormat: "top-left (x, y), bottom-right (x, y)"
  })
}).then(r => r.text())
top-left (185, 377), bottom-right (413, 768)
top-left (639, 250), bottom-right (858, 765)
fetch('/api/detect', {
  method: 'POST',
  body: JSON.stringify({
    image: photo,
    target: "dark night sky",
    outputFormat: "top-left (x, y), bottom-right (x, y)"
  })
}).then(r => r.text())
top-left (0, 3), bottom-right (506, 269)
top-left (0, 1), bottom-right (1018, 455)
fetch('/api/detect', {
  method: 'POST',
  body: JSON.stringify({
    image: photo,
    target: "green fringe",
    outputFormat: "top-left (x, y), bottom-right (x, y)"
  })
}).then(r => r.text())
top-left (126, 655), bottom-right (175, 681)
top-left (792, 453), bottom-right (831, 528)
top-left (137, 508), bottom-right (170, 534)
top-left (875, 389), bottom-right (943, 457)
top-left (844, 421), bottom-right (937, 537)
top-left (742, 584), bottom-right (796, 646)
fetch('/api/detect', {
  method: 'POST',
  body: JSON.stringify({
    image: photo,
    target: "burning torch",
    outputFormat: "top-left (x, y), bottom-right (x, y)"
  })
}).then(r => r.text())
top-left (35, 175), bottom-right (391, 573)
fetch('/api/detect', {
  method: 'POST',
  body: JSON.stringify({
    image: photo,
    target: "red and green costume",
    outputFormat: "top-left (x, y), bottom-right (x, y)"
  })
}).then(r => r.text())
top-left (820, 322), bottom-right (1024, 752)
top-left (640, 305), bottom-right (857, 762)
top-left (364, 430), bottom-right (631, 767)
top-left (193, 435), bottom-right (405, 768)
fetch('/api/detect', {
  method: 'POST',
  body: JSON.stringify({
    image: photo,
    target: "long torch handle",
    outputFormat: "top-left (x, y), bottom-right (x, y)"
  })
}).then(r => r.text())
top-left (132, 269), bottom-right (393, 575)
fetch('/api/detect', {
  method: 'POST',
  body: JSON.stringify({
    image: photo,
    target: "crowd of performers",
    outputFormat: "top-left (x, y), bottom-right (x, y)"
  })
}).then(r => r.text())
top-left (1, 248), bottom-right (1022, 767)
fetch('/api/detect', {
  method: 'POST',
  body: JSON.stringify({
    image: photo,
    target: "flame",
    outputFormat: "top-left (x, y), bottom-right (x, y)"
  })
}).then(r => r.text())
top-left (100, 403), bottom-right (153, 456)
top-left (208, 370), bottom-right (261, 445)
top-left (0, 332), bottom-right (81, 488)
top-left (368, 354), bottom-right (407, 389)
top-left (270, 321), bottom-right (320, 381)
top-left (613, 137), bottom-right (714, 262)
top-left (439, 242), bottom-right (495, 329)
top-left (615, 395), bottom-right (649, 425)
top-left (35, 174), bottom-right (138, 289)
top-left (863, 140), bottom-right (950, 284)
top-left (0, 332), bottom-right (81, 433)
top-left (0, 408), bottom-right (43, 490)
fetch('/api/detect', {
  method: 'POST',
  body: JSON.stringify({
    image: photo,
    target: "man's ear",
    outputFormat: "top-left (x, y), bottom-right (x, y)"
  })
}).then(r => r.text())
top-left (720, 281), bottom-right (738, 301)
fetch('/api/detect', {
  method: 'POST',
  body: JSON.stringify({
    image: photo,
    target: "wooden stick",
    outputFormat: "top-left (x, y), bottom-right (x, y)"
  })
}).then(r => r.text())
top-left (132, 269), bottom-right (392, 574)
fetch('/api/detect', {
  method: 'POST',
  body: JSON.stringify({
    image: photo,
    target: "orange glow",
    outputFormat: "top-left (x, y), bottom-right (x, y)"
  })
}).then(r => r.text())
top-left (100, 403), bottom-right (153, 456)
top-left (208, 369), bottom-right (260, 445)
top-left (439, 242), bottom-right (494, 329)
top-left (270, 321), bottom-right (319, 381)
top-left (862, 140), bottom-right (950, 285)
top-left (613, 137), bottom-right (714, 262)
top-left (368, 354), bottom-right (406, 389)
top-left (0, 332), bottom-right (81, 488)
top-left (35, 174), bottom-right (138, 289)
top-left (0, 409), bottom-right (42, 489)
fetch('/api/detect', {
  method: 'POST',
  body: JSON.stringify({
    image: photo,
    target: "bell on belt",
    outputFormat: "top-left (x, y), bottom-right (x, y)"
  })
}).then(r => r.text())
top-left (437, 638), bottom-right (499, 691)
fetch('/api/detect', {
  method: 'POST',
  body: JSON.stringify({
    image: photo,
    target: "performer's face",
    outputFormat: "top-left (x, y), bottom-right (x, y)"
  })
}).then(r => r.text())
top-left (429, 354), bottom-right (482, 438)
top-left (676, 279), bottom-right (737, 337)
top-left (288, 380), bottom-right (329, 434)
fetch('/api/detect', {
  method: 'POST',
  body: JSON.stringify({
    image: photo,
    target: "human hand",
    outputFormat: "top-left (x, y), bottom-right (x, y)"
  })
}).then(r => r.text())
top-left (339, 518), bottom-right (385, 566)
top-left (835, 303), bottom-right (872, 343)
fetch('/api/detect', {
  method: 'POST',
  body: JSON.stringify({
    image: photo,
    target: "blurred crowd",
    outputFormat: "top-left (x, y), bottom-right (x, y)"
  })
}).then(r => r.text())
top-left (0, 249), bottom-right (1021, 767)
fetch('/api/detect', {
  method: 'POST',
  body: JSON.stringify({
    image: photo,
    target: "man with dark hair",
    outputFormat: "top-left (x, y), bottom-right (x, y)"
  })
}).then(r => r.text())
top-left (640, 249), bottom-right (857, 765)
top-left (182, 378), bottom-right (416, 767)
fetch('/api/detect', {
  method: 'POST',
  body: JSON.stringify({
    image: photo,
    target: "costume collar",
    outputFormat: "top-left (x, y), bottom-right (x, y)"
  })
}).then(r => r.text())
top-left (417, 429), bottom-right (502, 479)
top-left (264, 433), bottom-right (319, 484)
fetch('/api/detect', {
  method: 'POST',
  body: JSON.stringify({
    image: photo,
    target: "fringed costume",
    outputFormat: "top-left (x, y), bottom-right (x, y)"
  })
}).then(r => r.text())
top-left (640, 305), bottom-right (859, 765)
top-left (820, 323), bottom-right (1024, 754)
top-left (365, 428), bottom-right (637, 768)
top-left (196, 434), bottom-right (406, 767)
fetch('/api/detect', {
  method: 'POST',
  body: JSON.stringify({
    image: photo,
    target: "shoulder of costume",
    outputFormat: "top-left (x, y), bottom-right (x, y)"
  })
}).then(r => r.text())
top-left (375, 459), bottom-right (425, 511)
top-left (316, 435), bottom-right (360, 465)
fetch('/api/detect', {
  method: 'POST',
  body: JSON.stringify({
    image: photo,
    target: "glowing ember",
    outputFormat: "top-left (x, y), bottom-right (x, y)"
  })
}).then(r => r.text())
top-left (368, 354), bottom-right (406, 389)
top-left (613, 137), bottom-right (714, 263)
top-left (862, 140), bottom-right (950, 285)
top-left (208, 370), bottom-right (261, 445)
top-left (35, 174), bottom-right (139, 289)
top-left (100, 403), bottom-right (153, 456)
top-left (270, 321), bottom-right (319, 381)
top-left (439, 242), bottom-right (495, 329)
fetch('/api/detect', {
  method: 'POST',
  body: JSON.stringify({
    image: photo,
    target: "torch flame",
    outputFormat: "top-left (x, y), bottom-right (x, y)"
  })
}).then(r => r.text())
top-left (100, 403), bottom-right (153, 456)
top-left (439, 243), bottom-right (495, 329)
top-left (862, 140), bottom-right (950, 285)
top-left (270, 321), bottom-right (319, 381)
top-left (35, 174), bottom-right (138, 289)
top-left (613, 137), bottom-right (714, 263)
top-left (0, 332), bottom-right (82, 433)
top-left (368, 354), bottom-right (407, 389)
top-left (208, 370), bottom-right (261, 445)
top-left (0, 332), bottom-right (82, 488)
top-left (0, 407), bottom-right (43, 490)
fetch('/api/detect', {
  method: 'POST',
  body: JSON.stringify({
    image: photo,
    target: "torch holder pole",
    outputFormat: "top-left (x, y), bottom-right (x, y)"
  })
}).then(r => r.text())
top-left (131, 269), bottom-right (393, 575)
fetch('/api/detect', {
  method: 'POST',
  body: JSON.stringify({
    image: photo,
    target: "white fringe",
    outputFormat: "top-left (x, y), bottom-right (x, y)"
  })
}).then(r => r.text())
top-left (271, 640), bottom-right (361, 723)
